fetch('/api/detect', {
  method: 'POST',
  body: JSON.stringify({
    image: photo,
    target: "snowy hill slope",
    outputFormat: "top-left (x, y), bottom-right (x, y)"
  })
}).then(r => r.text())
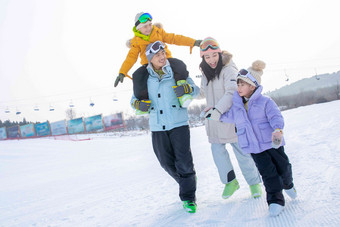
top-left (1, 101), bottom-right (340, 226)
top-left (266, 71), bottom-right (340, 97)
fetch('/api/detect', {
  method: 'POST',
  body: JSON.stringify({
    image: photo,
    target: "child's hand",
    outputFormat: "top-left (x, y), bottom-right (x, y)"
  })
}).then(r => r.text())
top-left (114, 73), bottom-right (125, 87)
top-left (194, 40), bottom-right (202, 47)
top-left (272, 129), bottom-right (283, 149)
top-left (133, 99), bottom-right (151, 112)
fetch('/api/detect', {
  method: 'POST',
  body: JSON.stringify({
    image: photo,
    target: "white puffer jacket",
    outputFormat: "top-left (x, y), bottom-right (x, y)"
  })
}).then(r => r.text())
top-left (199, 51), bottom-right (238, 144)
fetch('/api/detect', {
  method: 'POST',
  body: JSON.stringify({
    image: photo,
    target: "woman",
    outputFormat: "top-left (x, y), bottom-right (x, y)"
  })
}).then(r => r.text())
top-left (198, 37), bottom-right (262, 199)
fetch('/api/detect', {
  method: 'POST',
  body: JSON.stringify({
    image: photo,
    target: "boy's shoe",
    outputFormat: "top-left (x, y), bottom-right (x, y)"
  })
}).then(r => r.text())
top-left (222, 179), bottom-right (240, 199)
top-left (285, 186), bottom-right (297, 199)
top-left (177, 80), bottom-right (193, 108)
top-left (135, 109), bottom-right (149, 116)
top-left (269, 203), bottom-right (284, 217)
top-left (250, 184), bottom-right (262, 198)
top-left (183, 200), bottom-right (197, 213)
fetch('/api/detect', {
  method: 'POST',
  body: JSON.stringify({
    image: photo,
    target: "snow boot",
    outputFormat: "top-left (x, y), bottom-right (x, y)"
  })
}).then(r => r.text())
top-left (177, 80), bottom-right (192, 108)
top-left (250, 184), bottom-right (262, 198)
top-left (285, 186), bottom-right (297, 199)
top-left (183, 200), bottom-right (197, 213)
top-left (222, 179), bottom-right (240, 199)
top-left (269, 203), bottom-right (284, 217)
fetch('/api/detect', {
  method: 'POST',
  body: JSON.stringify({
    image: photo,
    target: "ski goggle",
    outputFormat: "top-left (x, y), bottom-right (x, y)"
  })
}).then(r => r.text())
top-left (200, 39), bottom-right (220, 51)
top-left (146, 41), bottom-right (165, 57)
top-left (135, 13), bottom-right (152, 27)
top-left (237, 69), bottom-right (259, 87)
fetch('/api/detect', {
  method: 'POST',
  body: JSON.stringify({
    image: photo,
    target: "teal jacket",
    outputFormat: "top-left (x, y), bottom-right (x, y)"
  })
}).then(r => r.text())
top-left (131, 60), bottom-right (199, 131)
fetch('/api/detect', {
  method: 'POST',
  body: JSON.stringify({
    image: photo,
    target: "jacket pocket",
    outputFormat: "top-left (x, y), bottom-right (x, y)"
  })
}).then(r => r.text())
top-left (258, 123), bottom-right (272, 143)
top-left (149, 107), bottom-right (158, 126)
top-left (170, 104), bottom-right (188, 123)
top-left (236, 127), bottom-right (249, 148)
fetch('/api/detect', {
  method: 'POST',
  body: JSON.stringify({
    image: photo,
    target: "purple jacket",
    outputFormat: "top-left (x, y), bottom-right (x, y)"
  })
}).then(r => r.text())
top-left (220, 86), bottom-right (285, 154)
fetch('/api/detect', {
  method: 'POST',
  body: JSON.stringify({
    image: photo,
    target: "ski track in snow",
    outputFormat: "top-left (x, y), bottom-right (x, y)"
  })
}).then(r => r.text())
top-left (1, 100), bottom-right (340, 226)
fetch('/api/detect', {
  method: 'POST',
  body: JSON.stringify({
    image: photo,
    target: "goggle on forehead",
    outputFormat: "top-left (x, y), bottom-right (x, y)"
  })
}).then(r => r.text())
top-left (200, 39), bottom-right (220, 51)
top-left (238, 69), bottom-right (259, 87)
top-left (146, 41), bottom-right (165, 57)
top-left (135, 13), bottom-right (152, 27)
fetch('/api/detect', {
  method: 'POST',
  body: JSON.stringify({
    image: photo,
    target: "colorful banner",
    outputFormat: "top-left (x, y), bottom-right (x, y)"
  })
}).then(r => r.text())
top-left (0, 127), bottom-right (7, 140)
top-left (50, 120), bottom-right (68, 136)
top-left (20, 124), bottom-right (35, 138)
top-left (7, 125), bottom-right (21, 139)
top-left (103, 113), bottom-right (124, 130)
top-left (84, 114), bottom-right (104, 132)
top-left (67, 117), bottom-right (85, 134)
top-left (35, 122), bottom-right (51, 137)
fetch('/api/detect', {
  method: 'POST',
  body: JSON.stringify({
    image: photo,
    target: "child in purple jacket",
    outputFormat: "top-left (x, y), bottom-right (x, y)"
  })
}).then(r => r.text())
top-left (218, 60), bottom-right (297, 217)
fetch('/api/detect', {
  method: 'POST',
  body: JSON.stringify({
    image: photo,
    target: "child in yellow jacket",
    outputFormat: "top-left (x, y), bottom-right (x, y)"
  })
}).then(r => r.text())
top-left (114, 12), bottom-right (201, 110)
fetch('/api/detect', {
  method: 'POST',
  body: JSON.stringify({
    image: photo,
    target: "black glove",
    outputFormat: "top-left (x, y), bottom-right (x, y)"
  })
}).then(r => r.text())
top-left (173, 83), bottom-right (192, 97)
top-left (133, 99), bottom-right (151, 112)
top-left (114, 73), bottom-right (125, 87)
top-left (194, 40), bottom-right (202, 47)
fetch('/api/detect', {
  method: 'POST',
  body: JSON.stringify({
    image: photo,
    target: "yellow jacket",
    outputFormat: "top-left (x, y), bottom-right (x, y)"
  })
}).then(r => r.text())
top-left (119, 25), bottom-right (196, 77)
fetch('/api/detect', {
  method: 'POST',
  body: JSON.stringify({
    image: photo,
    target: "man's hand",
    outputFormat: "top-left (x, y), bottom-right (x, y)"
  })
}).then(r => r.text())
top-left (173, 83), bottom-right (192, 97)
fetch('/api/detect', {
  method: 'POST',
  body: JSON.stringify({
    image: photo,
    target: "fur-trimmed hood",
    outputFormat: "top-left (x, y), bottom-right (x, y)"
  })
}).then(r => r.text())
top-left (221, 50), bottom-right (233, 66)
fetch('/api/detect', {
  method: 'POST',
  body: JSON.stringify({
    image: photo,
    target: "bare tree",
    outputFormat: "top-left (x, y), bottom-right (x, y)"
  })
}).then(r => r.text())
top-left (65, 108), bottom-right (76, 120)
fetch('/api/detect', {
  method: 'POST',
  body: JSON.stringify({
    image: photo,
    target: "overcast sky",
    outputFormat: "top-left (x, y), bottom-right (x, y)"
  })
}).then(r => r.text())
top-left (1, 0), bottom-right (340, 123)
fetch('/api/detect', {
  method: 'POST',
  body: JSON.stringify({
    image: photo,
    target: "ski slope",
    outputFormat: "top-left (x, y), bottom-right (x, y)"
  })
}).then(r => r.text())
top-left (1, 100), bottom-right (340, 227)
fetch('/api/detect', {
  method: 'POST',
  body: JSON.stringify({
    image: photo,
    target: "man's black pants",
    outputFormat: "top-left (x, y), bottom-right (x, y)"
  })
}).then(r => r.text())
top-left (152, 125), bottom-right (196, 201)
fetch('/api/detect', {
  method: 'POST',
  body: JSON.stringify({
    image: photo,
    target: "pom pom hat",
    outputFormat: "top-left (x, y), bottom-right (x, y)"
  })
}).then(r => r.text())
top-left (237, 60), bottom-right (266, 87)
top-left (200, 37), bottom-right (222, 57)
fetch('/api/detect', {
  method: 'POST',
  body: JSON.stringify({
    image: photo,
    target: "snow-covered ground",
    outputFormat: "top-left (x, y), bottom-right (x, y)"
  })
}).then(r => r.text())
top-left (1, 100), bottom-right (340, 227)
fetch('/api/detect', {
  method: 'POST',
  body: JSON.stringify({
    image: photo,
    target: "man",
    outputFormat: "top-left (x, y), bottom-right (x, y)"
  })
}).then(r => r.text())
top-left (131, 41), bottom-right (200, 213)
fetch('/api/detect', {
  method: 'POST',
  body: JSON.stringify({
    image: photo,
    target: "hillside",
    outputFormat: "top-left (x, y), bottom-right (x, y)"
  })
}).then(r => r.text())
top-left (265, 70), bottom-right (340, 97)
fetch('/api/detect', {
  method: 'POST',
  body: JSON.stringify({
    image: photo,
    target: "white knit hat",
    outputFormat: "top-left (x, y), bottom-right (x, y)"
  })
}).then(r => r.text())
top-left (237, 60), bottom-right (266, 87)
top-left (134, 12), bottom-right (152, 30)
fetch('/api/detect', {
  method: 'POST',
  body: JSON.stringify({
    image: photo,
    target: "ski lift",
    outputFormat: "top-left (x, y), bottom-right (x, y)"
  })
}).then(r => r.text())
top-left (69, 100), bottom-right (75, 108)
top-left (89, 98), bottom-right (95, 107)
top-left (284, 69), bottom-right (289, 82)
top-left (5, 107), bottom-right (10, 113)
top-left (16, 108), bottom-right (21, 115)
top-left (113, 93), bottom-right (118, 101)
top-left (34, 105), bottom-right (39, 111)
top-left (49, 104), bottom-right (55, 111)
top-left (315, 68), bottom-right (320, 80)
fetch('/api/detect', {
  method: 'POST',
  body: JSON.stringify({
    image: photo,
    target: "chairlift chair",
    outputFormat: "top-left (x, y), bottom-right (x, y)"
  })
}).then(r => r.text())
top-left (113, 93), bottom-right (118, 101)
top-left (69, 100), bottom-right (75, 108)
top-left (34, 105), bottom-right (39, 111)
top-left (284, 69), bottom-right (289, 82)
top-left (5, 107), bottom-right (10, 113)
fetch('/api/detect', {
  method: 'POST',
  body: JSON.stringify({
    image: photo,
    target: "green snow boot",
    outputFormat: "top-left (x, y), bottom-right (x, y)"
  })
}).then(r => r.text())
top-left (177, 80), bottom-right (193, 108)
top-left (222, 179), bottom-right (240, 199)
top-left (250, 184), bottom-right (262, 198)
top-left (183, 200), bottom-right (197, 213)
